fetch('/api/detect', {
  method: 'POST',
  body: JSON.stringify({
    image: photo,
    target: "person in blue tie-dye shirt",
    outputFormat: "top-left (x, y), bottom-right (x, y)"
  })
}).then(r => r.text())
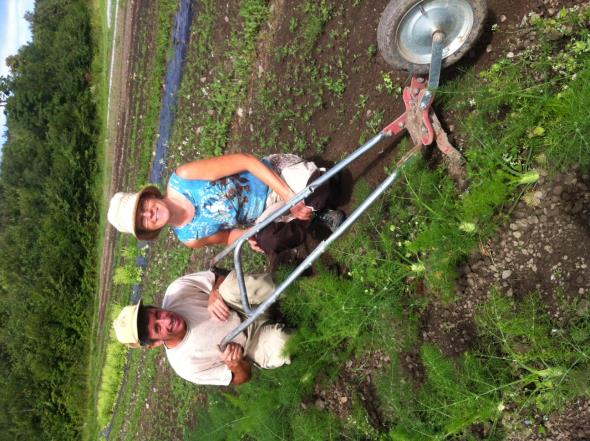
top-left (108, 153), bottom-right (344, 254)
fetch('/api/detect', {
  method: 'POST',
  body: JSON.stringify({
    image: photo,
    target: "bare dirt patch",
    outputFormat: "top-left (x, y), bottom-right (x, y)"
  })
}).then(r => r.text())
top-left (236, 0), bottom-right (589, 190)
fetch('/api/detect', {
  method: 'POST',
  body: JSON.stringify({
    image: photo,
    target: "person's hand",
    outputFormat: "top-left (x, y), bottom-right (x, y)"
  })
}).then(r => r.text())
top-left (221, 342), bottom-right (244, 367)
top-left (248, 237), bottom-right (265, 253)
top-left (208, 288), bottom-right (230, 322)
top-left (290, 200), bottom-right (314, 221)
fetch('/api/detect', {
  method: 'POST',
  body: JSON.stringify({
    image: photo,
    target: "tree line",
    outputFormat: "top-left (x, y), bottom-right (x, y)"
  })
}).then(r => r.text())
top-left (0, 0), bottom-right (98, 439)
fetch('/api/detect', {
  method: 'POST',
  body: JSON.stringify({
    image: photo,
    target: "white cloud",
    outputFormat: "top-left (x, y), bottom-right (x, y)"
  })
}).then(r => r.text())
top-left (0, 0), bottom-right (35, 74)
top-left (0, 0), bottom-right (35, 148)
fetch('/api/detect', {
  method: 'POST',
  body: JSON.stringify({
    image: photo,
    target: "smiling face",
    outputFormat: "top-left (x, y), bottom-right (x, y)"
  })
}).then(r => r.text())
top-left (144, 307), bottom-right (187, 347)
top-left (135, 195), bottom-right (170, 233)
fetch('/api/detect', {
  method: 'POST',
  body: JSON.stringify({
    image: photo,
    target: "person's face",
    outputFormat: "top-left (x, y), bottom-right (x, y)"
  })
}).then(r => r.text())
top-left (136, 196), bottom-right (169, 232)
top-left (145, 308), bottom-right (187, 346)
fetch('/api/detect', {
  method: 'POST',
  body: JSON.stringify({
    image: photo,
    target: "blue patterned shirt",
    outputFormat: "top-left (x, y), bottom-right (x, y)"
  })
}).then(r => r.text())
top-left (168, 167), bottom-right (270, 242)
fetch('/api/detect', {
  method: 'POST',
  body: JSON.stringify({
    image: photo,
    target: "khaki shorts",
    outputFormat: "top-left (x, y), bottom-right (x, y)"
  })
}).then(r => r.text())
top-left (218, 271), bottom-right (291, 369)
top-left (257, 154), bottom-right (322, 224)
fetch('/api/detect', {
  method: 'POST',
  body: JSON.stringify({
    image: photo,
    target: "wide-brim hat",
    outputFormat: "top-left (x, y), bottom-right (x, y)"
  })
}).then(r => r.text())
top-left (113, 300), bottom-right (143, 348)
top-left (108, 186), bottom-right (162, 240)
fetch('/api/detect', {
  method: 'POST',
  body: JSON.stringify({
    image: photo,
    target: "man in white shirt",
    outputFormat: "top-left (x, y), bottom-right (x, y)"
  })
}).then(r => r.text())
top-left (113, 270), bottom-right (291, 385)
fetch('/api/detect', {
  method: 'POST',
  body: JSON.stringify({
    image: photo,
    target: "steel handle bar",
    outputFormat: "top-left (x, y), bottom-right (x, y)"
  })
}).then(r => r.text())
top-left (209, 131), bottom-right (388, 269)
top-left (219, 142), bottom-right (423, 349)
top-left (216, 30), bottom-right (446, 348)
top-left (210, 131), bottom-right (389, 315)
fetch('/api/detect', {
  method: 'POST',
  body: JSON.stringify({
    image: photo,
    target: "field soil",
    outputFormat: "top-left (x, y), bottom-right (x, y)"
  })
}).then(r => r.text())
top-left (103, 0), bottom-right (590, 439)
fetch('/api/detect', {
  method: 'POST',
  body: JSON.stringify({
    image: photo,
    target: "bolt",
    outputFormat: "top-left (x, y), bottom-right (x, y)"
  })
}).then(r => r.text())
top-left (416, 77), bottom-right (425, 83)
top-left (398, 122), bottom-right (404, 128)
top-left (432, 30), bottom-right (445, 43)
top-left (421, 126), bottom-right (428, 134)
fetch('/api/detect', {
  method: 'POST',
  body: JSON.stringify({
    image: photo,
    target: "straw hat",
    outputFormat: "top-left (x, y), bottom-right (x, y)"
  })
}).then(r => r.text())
top-left (113, 300), bottom-right (143, 348)
top-left (107, 186), bottom-right (162, 240)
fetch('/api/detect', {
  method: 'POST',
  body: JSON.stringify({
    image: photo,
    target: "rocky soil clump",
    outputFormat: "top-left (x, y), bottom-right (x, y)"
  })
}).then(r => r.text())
top-left (508, 399), bottom-right (590, 440)
top-left (310, 350), bottom-right (391, 428)
top-left (423, 169), bottom-right (590, 356)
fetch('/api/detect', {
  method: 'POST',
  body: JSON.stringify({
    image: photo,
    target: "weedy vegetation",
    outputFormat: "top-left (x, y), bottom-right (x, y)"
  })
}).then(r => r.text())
top-left (183, 6), bottom-right (590, 441)
top-left (170, 0), bottom-right (271, 161)
top-left (98, 3), bottom-right (590, 441)
top-left (125, 0), bottom-right (179, 184)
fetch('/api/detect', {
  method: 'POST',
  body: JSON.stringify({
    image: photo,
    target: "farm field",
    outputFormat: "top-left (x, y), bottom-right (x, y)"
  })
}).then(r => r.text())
top-left (96, 0), bottom-right (590, 440)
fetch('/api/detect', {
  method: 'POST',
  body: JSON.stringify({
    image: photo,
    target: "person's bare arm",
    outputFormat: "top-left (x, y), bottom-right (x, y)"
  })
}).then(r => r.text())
top-left (176, 154), bottom-right (291, 199)
top-left (183, 230), bottom-right (231, 249)
top-left (222, 343), bottom-right (251, 385)
top-left (176, 154), bottom-right (313, 220)
top-left (184, 228), bottom-right (264, 253)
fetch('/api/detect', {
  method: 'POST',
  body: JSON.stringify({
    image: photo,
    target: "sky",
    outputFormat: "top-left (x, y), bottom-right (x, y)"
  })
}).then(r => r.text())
top-left (0, 0), bottom-right (36, 149)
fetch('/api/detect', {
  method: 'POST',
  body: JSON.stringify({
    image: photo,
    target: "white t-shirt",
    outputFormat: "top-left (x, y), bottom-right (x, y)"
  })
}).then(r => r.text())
top-left (162, 271), bottom-right (247, 386)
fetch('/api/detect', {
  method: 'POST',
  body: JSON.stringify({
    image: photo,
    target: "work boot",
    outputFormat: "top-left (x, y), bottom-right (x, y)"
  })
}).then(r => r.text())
top-left (315, 209), bottom-right (345, 232)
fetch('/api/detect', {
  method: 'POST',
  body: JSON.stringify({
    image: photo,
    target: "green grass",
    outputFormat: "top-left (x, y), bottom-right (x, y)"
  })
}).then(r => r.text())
top-left (106, 349), bottom-right (159, 439)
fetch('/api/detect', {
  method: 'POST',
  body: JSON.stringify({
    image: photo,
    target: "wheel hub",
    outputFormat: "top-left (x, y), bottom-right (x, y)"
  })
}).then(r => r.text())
top-left (396, 0), bottom-right (474, 65)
